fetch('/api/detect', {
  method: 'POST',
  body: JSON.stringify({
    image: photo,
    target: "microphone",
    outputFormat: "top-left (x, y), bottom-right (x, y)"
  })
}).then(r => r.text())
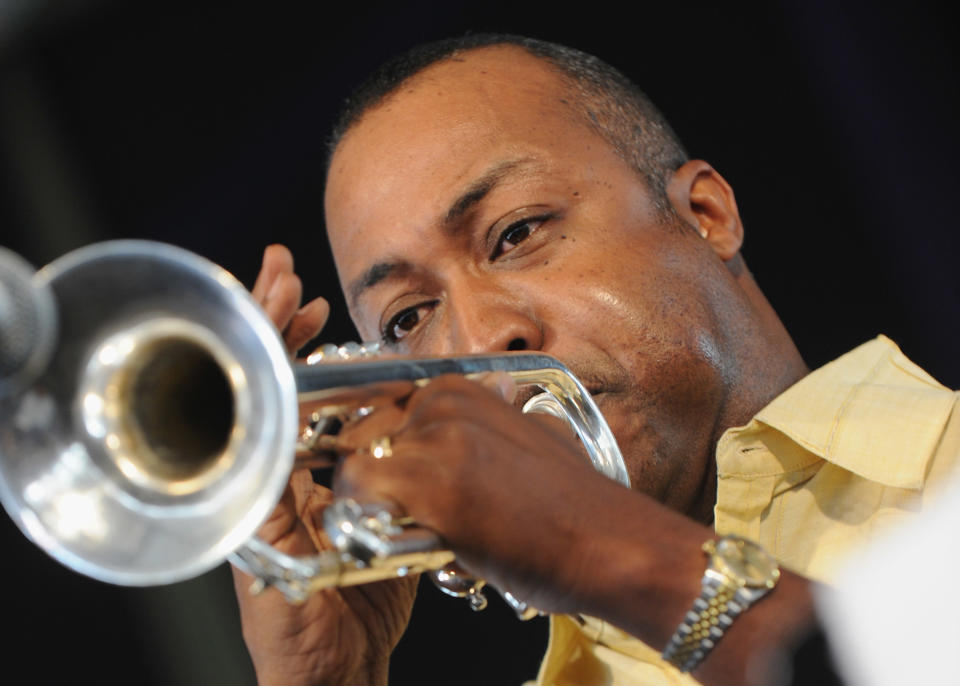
top-left (0, 246), bottom-right (57, 398)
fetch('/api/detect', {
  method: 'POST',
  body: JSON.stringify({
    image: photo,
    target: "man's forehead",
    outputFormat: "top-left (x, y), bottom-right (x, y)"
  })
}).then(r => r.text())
top-left (328, 46), bottom-right (569, 169)
top-left (324, 48), bottom-right (570, 240)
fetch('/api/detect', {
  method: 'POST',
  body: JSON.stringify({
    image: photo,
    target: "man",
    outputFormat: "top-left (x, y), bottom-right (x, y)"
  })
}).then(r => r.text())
top-left (233, 35), bottom-right (959, 685)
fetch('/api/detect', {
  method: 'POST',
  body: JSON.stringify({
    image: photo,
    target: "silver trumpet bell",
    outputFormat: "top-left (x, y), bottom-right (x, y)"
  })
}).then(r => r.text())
top-left (0, 241), bottom-right (629, 613)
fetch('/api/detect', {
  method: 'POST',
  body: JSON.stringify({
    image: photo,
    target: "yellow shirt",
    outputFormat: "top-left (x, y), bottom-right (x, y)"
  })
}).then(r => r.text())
top-left (534, 336), bottom-right (960, 686)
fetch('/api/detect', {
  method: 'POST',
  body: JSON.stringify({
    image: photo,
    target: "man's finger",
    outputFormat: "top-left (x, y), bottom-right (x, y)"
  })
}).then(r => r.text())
top-left (262, 271), bottom-right (303, 332)
top-left (252, 244), bottom-right (294, 302)
top-left (283, 297), bottom-right (330, 354)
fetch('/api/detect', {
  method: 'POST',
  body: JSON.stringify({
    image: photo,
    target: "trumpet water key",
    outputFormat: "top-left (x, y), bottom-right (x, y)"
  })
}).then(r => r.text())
top-left (0, 241), bottom-right (629, 615)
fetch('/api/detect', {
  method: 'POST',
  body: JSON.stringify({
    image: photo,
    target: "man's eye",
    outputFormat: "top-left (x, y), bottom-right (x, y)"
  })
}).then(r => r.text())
top-left (381, 301), bottom-right (436, 344)
top-left (491, 215), bottom-right (548, 260)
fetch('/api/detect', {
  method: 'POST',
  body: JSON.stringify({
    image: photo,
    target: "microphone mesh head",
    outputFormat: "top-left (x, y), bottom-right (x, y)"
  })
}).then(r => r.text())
top-left (0, 247), bottom-right (57, 395)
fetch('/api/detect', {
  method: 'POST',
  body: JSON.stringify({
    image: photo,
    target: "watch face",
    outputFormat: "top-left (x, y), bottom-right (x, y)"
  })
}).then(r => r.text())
top-left (715, 536), bottom-right (779, 587)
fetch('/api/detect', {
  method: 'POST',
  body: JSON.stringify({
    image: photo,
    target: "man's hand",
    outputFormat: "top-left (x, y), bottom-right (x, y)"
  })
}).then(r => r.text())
top-left (250, 244), bottom-right (329, 354)
top-left (330, 371), bottom-right (637, 615)
top-left (328, 372), bottom-right (816, 686)
top-left (232, 245), bottom-right (416, 686)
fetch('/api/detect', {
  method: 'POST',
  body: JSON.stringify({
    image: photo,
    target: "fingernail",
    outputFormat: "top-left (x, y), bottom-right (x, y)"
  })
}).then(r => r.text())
top-left (266, 277), bottom-right (282, 302)
top-left (487, 371), bottom-right (517, 402)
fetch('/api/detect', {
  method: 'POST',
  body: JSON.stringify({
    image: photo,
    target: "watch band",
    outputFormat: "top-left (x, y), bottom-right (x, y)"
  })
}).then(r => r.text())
top-left (661, 574), bottom-right (745, 672)
top-left (661, 536), bottom-right (779, 674)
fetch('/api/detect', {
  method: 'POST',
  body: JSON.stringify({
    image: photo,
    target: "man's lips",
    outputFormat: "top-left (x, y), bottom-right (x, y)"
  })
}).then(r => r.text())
top-left (511, 380), bottom-right (606, 409)
top-left (578, 380), bottom-right (610, 400)
top-left (502, 354), bottom-right (617, 410)
top-left (563, 365), bottom-right (612, 398)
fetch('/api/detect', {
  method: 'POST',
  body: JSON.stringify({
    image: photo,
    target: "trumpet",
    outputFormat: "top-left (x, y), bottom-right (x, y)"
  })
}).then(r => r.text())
top-left (0, 241), bottom-right (628, 614)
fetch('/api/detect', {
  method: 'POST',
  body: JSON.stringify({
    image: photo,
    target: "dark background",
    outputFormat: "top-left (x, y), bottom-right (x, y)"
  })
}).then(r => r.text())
top-left (1, 1), bottom-right (957, 684)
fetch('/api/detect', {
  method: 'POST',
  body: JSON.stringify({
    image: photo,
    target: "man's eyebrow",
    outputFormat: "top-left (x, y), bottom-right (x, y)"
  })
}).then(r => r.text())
top-left (349, 260), bottom-right (405, 307)
top-left (443, 158), bottom-right (529, 228)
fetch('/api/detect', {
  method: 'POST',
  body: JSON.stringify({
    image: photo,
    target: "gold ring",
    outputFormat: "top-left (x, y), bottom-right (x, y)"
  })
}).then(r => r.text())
top-left (369, 435), bottom-right (393, 459)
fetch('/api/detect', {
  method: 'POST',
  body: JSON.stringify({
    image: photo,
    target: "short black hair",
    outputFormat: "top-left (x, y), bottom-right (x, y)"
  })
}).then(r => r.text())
top-left (327, 33), bottom-right (689, 211)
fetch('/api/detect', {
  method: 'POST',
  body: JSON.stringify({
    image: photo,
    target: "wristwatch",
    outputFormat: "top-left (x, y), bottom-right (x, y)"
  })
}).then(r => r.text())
top-left (661, 535), bottom-right (780, 673)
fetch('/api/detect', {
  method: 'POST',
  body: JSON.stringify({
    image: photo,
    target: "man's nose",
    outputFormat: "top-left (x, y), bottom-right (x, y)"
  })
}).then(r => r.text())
top-left (443, 284), bottom-right (543, 355)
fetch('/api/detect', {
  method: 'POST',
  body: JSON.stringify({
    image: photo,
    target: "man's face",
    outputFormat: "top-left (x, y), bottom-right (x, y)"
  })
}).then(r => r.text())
top-left (324, 47), bottom-right (749, 519)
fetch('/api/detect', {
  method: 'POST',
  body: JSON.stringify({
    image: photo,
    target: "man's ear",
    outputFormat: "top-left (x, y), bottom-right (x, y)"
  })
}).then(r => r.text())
top-left (666, 160), bottom-right (744, 261)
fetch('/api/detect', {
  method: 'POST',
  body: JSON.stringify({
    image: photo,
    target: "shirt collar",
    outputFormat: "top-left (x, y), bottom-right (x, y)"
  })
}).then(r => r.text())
top-left (746, 335), bottom-right (955, 489)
